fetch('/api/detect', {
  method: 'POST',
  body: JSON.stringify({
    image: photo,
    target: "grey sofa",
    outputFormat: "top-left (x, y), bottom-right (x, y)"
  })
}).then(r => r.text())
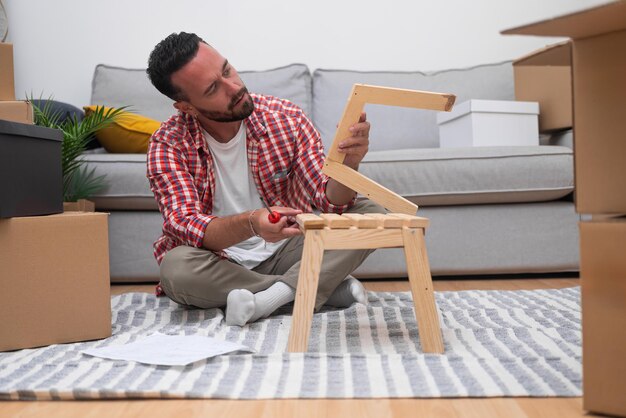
top-left (83, 62), bottom-right (579, 282)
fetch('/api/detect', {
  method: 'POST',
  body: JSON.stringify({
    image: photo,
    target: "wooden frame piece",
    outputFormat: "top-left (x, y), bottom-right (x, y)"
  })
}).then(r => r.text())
top-left (323, 160), bottom-right (419, 215)
top-left (323, 84), bottom-right (455, 215)
top-left (287, 213), bottom-right (444, 354)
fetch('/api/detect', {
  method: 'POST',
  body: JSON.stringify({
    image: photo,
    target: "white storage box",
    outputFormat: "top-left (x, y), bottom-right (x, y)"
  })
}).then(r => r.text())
top-left (437, 100), bottom-right (539, 147)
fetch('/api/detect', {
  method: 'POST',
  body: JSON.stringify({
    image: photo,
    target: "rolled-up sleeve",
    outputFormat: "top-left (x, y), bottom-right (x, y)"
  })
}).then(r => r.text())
top-left (147, 133), bottom-right (214, 249)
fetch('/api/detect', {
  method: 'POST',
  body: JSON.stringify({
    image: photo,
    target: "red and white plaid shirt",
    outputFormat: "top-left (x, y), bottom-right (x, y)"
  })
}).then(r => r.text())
top-left (147, 94), bottom-right (354, 265)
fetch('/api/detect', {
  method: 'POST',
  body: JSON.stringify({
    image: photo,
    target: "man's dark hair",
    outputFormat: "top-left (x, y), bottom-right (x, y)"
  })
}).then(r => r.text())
top-left (147, 32), bottom-right (207, 101)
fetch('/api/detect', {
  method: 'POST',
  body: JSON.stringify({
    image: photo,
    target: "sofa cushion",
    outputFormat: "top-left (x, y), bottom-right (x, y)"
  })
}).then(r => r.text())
top-left (90, 63), bottom-right (312, 122)
top-left (83, 145), bottom-right (573, 210)
top-left (359, 145), bottom-right (573, 206)
top-left (80, 153), bottom-right (155, 210)
top-left (312, 62), bottom-right (514, 152)
top-left (83, 106), bottom-right (160, 153)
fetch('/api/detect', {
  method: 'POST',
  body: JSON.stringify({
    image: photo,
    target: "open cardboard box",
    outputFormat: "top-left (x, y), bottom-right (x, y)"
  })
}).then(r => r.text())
top-left (513, 41), bottom-right (572, 132)
top-left (0, 211), bottom-right (111, 352)
top-left (503, 0), bottom-right (626, 215)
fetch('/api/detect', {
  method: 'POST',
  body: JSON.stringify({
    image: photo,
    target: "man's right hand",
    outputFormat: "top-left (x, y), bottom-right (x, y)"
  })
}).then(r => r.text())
top-left (251, 206), bottom-right (302, 242)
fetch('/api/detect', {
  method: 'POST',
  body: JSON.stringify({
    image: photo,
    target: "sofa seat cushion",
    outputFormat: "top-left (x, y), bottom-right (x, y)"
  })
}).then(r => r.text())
top-left (84, 145), bottom-right (572, 210)
top-left (359, 145), bottom-right (573, 206)
top-left (81, 153), bottom-right (156, 210)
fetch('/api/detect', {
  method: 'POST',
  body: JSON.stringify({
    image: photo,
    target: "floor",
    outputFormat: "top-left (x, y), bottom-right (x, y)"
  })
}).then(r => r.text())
top-left (1, 275), bottom-right (600, 418)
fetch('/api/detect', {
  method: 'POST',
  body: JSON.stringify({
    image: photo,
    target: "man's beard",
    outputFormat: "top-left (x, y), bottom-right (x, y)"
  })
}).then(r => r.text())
top-left (197, 87), bottom-right (255, 122)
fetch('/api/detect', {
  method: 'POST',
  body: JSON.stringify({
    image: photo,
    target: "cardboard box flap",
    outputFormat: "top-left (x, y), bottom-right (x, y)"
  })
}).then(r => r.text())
top-left (502, 1), bottom-right (626, 39)
top-left (513, 41), bottom-right (571, 66)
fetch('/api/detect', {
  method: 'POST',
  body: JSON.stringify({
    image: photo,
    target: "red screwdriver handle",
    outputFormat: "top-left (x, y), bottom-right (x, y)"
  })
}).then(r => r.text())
top-left (260, 198), bottom-right (282, 223)
top-left (267, 212), bottom-right (281, 223)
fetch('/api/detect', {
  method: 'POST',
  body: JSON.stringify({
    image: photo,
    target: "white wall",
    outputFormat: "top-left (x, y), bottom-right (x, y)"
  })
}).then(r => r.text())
top-left (4, 0), bottom-right (610, 109)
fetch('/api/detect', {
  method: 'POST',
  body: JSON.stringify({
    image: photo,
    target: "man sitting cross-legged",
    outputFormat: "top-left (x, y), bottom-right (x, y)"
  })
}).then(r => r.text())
top-left (146, 32), bottom-right (385, 326)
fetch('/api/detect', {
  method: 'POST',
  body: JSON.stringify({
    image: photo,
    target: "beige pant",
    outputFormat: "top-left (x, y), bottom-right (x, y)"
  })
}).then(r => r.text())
top-left (159, 199), bottom-right (385, 310)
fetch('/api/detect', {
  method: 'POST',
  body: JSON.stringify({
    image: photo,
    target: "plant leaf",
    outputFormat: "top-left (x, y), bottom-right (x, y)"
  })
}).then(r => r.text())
top-left (64, 165), bottom-right (107, 202)
top-left (31, 98), bottom-right (128, 200)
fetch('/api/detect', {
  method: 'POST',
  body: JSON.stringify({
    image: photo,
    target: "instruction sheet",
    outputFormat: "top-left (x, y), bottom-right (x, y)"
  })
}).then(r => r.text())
top-left (82, 333), bottom-right (254, 366)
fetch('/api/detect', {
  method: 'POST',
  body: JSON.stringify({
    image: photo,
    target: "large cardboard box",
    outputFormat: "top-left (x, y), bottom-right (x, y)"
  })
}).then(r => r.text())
top-left (0, 212), bottom-right (111, 352)
top-left (503, 1), bottom-right (626, 215)
top-left (436, 99), bottom-right (539, 147)
top-left (579, 218), bottom-right (626, 417)
top-left (513, 41), bottom-right (572, 132)
top-left (0, 100), bottom-right (34, 124)
top-left (0, 42), bottom-right (15, 100)
top-left (0, 119), bottom-right (63, 218)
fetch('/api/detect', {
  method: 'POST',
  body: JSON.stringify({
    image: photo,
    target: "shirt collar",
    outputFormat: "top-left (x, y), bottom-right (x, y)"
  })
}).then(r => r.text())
top-left (183, 94), bottom-right (268, 150)
top-left (180, 111), bottom-right (206, 152)
top-left (245, 94), bottom-right (268, 140)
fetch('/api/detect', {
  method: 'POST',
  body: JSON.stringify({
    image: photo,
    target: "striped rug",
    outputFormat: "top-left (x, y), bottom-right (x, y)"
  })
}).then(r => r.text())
top-left (0, 287), bottom-right (581, 400)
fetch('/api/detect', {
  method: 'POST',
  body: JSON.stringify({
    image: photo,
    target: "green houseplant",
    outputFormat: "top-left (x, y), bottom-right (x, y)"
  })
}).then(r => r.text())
top-left (31, 99), bottom-right (126, 203)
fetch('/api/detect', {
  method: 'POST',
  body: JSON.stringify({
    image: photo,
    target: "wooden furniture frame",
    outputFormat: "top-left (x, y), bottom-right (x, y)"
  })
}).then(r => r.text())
top-left (323, 84), bottom-right (455, 215)
top-left (287, 213), bottom-right (445, 353)
top-left (286, 85), bottom-right (455, 354)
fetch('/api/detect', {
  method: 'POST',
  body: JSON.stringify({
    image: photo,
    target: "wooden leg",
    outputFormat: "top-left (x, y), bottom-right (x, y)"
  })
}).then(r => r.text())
top-left (402, 227), bottom-right (444, 354)
top-left (287, 230), bottom-right (325, 352)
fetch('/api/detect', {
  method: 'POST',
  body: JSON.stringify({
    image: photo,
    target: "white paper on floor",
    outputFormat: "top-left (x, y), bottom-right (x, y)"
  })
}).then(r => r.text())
top-left (82, 333), bottom-right (255, 366)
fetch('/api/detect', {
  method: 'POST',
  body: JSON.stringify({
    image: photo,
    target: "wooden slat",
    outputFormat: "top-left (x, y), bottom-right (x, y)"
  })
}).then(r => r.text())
top-left (296, 214), bottom-right (326, 230)
top-left (364, 213), bottom-right (404, 228)
top-left (322, 161), bottom-right (418, 215)
top-left (326, 85), bottom-right (365, 164)
top-left (353, 84), bottom-right (455, 112)
top-left (321, 229), bottom-right (404, 250)
top-left (287, 230), bottom-right (324, 352)
top-left (319, 213), bottom-right (353, 228)
top-left (326, 84), bottom-right (455, 168)
top-left (340, 213), bottom-right (379, 229)
top-left (387, 213), bottom-right (429, 228)
top-left (402, 226), bottom-right (444, 354)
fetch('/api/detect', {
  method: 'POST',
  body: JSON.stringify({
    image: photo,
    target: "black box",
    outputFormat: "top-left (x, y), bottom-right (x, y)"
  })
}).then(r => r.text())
top-left (0, 120), bottom-right (63, 218)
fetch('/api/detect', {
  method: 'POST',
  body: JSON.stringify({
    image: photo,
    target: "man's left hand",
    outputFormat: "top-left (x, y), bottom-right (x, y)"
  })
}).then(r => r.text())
top-left (337, 112), bottom-right (370, 170)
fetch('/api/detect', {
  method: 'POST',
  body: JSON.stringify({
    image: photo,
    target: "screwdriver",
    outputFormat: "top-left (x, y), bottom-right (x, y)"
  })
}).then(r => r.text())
top-left (259, 198), bottom-right (282, 223)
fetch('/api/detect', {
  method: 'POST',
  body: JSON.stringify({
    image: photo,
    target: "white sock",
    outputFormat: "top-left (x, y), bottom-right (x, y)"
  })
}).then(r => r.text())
top-left (225, 281), bottom-right (295, 326)
top-left (225, 289), bottom-right (256, 326)
top-left (325, 275), bottom-right (368, 308)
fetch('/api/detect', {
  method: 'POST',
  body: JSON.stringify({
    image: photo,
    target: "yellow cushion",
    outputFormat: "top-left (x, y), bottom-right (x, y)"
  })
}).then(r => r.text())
top-left (83, 106), bottom-right (161, 153)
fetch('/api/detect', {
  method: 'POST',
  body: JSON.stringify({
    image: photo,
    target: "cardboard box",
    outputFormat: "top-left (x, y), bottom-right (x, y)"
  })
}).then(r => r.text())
top-left (0, 212), bottom-right (111, 352)
top-left (579, 217), bottom-right (626, 417)
top-left (0, 119), bottom-right (63, 218)
top-left (0, 100), bottom-right (34, 124)
top-left (513, 41), bottom-right (572, 132)
top-left (503, 1), bottom-right (626, 215)
top-left (63, 199), bottom-right (96, 212)
top-left (436, 99), bottom-right (539, 147)
top-left (0, 42), bottom-right (15, 100)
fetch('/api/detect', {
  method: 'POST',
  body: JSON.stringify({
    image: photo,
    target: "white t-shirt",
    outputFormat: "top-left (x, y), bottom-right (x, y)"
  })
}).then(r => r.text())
top-left (202, 123), bottom-right (284, 269)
